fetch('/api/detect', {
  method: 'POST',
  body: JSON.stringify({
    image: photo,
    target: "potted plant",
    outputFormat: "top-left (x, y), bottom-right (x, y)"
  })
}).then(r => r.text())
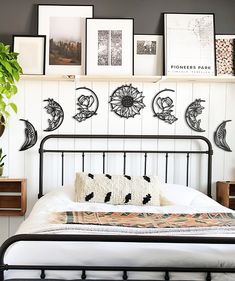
top-left (0, 148), bottom-right (6, 176)
top-left (0, 42), bottom-right (22, 137)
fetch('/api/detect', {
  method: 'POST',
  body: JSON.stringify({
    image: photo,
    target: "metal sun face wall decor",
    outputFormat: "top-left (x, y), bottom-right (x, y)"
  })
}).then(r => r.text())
top-left (109, 84), bottom-right (145, 118)
top-left (185, 99), bottom-right (206, 132)
top-left (73, 87), bottom-right (99, 122)
top-left (152, 88), bottom-right (178, 124)
top-left (214, 120), bottom-right (232, 152)
top-left (19, 119), bottom-right (38, 151)
top-left (43, 99), bottom-right (64, 131)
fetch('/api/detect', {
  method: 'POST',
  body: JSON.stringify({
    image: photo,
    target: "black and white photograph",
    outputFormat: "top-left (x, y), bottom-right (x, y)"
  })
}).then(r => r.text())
top-left (164, 13), bottom-right (216, 76)
top-left (86, 18), bottom-right (134, 75)
top-left (137, 40), bottom-right (156, 55)
top-left (38, 5), bottom-right (93, 74)
top-left (98, 30), bottom-right (122, 66)
top-left (134, 35), bottom-right (163, 75)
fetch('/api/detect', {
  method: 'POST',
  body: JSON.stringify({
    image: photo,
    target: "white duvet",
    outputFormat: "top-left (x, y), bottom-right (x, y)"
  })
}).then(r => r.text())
top-left (4, 184), bottom-right (235, 280)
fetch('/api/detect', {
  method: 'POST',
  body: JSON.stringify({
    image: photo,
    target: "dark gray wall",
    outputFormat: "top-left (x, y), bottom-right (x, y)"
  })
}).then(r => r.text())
top-left (1, 0), bottom-right (235, 45)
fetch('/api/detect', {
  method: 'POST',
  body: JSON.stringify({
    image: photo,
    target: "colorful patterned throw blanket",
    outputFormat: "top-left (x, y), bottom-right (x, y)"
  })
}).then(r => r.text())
top-left (51, 211), bottom-right (235, 230)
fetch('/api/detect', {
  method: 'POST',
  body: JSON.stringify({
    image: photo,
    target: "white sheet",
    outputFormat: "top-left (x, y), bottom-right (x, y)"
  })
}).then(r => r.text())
top-left (4, 184), bottom-right (235, 280)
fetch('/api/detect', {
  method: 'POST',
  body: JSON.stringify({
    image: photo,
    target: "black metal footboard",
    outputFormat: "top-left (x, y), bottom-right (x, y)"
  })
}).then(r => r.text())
top-left (1, 234), bottom-right (235, 281)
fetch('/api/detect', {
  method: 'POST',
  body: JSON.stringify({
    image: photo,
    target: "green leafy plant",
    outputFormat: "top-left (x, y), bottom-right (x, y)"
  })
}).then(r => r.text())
top-left (0, 148), bottom-right (6, 167)
top-left (0, 42), bottom-right (22, 126)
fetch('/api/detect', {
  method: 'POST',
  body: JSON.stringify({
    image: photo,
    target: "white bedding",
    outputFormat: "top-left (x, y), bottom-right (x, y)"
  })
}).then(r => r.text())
top-left (4, 184), bottom-right (235, 280)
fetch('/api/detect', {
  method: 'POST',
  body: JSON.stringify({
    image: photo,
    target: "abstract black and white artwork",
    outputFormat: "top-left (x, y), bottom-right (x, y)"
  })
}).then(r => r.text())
top-left (137, 40), bottom-right (156, 55)
top-left (98, 30), bottom-right (122, 66)
top-left (214, 120), bottom-right (232, 152)
top-left (86, 18), bottom-right (134, 75)
top-left (19, 119), bottom-right (38, 151)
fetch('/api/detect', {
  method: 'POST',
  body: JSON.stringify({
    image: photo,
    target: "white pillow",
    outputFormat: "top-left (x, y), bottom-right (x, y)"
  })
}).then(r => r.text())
top-left (75, 172), bottom-right (162, 206)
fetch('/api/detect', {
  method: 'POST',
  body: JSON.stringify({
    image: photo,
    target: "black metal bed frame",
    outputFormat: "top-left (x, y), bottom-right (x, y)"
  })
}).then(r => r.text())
top-left (1, 134), bottom-right (235, 281)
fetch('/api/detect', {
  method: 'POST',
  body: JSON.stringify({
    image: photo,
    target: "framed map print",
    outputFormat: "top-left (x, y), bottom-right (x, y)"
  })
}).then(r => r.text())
top-left (38, 5), bottom-right (93, 75)
top-left (164, 13), bottom-right (216, 76)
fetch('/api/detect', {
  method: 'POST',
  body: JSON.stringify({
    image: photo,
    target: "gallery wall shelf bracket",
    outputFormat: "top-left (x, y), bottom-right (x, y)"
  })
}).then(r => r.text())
top-left (185, 99), bottom-right (206, 132)
top-left (19, 119), bottom-right (38, 151)
top-left (152, 88), bottom-right (177, 124)
top-left (43, 99), bottom-right (64, 132)
top-left (109, 84), bottom-right (145, 119)
top-left (214, 120), bottom-right (232, 152)
top-left (73, 87), bottom-right (99, 122)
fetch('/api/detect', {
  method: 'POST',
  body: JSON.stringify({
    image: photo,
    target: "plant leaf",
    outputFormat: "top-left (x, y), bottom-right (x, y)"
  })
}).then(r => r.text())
top-left (9, 102), bottom-right (17, 113)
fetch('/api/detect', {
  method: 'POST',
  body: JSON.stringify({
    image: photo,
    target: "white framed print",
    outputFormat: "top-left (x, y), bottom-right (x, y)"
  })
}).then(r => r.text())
top-left (164, 13), bottom-right (216, 76)
top-left (86, 18), bottom-right (134, 75)
top-left (134, 34), bottom-right (163, 75)
top-left (13, 35), bottom-right (46, 75)
top-left (216, 35), bottom-right (235, 76)
top-left (37, 4), bottom-right (94, 75)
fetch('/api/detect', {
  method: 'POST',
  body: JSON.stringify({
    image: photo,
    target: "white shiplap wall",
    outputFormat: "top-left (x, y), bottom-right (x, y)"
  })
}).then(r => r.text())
top-left (0, 79), bottom-right (235, 245)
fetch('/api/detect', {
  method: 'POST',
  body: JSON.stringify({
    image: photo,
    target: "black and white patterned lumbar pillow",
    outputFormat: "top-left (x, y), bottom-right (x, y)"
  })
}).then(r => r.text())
top-left (75, 172), bottom-right (162, 206)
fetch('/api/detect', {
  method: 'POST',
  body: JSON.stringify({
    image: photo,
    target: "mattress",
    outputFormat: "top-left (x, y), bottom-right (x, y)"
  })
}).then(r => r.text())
top-left (4, 184), bottom-right (235, 280)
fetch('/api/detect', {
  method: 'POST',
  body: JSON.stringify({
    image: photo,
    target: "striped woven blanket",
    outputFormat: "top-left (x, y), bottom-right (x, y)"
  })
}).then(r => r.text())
top-left (51, 211), bottom-right (235, 229)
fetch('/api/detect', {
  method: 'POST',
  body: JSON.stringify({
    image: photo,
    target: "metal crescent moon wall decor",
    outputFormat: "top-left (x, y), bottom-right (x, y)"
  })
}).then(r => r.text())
top-left (152, 88), bottom-right (178, 124)
top-left (73, 87), bottom-right (99, 122)
top-left (43, 98), bottom-right (64, 131)
top-left (109, 84), bottom-right (145, 119)
top-left (19, 119), bottom-right (38, 151)
top-left (214, 120), bottom-right (232, 152)
top-left (185, 99), bottom-right (206, 132)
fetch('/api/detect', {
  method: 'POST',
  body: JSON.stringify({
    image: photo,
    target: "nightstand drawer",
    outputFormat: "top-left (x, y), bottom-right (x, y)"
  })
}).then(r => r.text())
top-left (229, 198), bottom-right (235, 210)
top-left (229, 184), bottom-right (235, 196)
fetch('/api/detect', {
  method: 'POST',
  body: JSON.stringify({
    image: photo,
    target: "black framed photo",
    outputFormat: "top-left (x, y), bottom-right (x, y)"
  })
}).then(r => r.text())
top-left (37, 4), bottom-right (94, 75)
top-left (13, 35), bottom-right (46, 75)
top-left (164, 13), bottom-right (216, 76)
top-left (86, 18), bottom-right (134, 75)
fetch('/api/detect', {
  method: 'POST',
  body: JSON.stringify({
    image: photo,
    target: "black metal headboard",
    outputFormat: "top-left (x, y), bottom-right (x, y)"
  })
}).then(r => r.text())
top-left (38, 134), bottom-right (213, 199)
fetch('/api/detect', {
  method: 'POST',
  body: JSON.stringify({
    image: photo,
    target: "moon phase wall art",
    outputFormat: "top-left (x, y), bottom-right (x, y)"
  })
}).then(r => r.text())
top-left (109, 84), bottom-right (145, 118)
top-left (152, 88), bottom-right (177, 124)
top-left (43, 98), bottom-right (64, 131)
top-left (185, 99), bottom-right (206, 132)
top-left (214, 120), bottom-right (232, 152)
top-left (19, 119), bottom-right (38, 151)
top-left (73, 87), bottom-right (99, 122)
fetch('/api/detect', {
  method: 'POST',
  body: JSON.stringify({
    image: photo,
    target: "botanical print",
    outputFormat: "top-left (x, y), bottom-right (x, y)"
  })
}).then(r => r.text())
top-left (137, 40), bottom-right (157, 55)
top-left (49, 17), bottom-right (81, 65)
top-left (98, 30), bottom-right (122, 66)
top-left (216, 38), bottom-right (235, 75)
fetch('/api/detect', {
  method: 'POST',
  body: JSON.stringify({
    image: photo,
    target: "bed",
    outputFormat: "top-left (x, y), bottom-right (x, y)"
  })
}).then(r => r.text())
top-left (1, 134), bottom-right (235, 281)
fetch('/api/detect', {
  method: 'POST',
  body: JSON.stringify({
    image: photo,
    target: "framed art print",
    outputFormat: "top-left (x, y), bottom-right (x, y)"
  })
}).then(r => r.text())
top-left (216, 35), bottom-right (235, 76)
top-left (13, 35), bottom-right (46, 75)
top-left (164, 13), bottom-right (216, 76)
top-left (86, 18), bottom-right (134, 75)
top-left (134, 34), bottom-right (163, 75)
top-left (37, 5), bottom-right (93, 75)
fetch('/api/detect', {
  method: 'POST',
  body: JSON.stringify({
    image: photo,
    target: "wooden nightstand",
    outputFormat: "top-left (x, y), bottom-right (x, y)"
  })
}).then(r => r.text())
top-left (0, 178), bottom-right (27, 216)
top-left (216, 181), bottom-right (235, 210)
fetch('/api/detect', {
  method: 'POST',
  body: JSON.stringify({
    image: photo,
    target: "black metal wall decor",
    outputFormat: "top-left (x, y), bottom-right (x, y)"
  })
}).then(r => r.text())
top-left (214, 120), bottom-right (232, 152)
top-left (109, 84), bottom-right (145, 119)
top-left (19, 119), bottom-right (38, 151)
top-left (43, 98), bottom-right (64, 132)
top-left (73, 87), bottom-right (99, 122)
top-left (185, 99), bottom-right (206, 132)
top-left (152, 88), bottom-right (177, 124)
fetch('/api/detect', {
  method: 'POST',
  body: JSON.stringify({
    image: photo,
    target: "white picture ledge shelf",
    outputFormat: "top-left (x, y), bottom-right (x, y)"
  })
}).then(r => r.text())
top-left (20, 75), bottom-right (235, 83)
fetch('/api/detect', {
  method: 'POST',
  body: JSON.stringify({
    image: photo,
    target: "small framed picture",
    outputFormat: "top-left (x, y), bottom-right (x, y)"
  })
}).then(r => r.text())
top-left (216, 35), bottom-right (235, 76)
top-left (134, 34), bottom-right (163, 76)
top-left (13, 35), bottom-right (46, 75)
top-left (86, 18), bottom-right (134, 75)
top-left (164, 13), bottom-right (216, 76)
top-left (37, 4), bottom-right (94, 75)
